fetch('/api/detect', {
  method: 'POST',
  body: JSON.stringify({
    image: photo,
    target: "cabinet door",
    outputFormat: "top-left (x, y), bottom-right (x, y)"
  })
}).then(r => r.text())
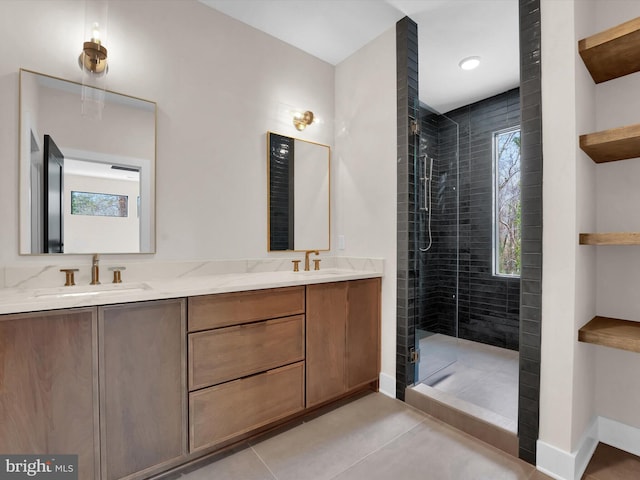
top-left (189, 362), bottom-right (305, 452)
top-left (306, 282), bottom-right (347, 407)
top-left (99, 299), bottom-right (186, 480)
top-left (346, 278), bottom-right (381, 389)
top-left (0, 308), bottom-right (99, 480)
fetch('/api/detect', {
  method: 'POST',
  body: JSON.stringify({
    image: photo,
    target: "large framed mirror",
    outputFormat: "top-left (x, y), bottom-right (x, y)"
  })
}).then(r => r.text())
top-left (268, 132), bottom-right (330, 251)
top-left (19, 69), bottom-right (156, 254)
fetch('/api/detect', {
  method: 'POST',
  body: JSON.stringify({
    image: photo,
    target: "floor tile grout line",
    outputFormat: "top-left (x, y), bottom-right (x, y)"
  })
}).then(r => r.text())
top-left (325, 417), bottom-right (430, 480)
top-left (250, 445), bottom-right (280, 480)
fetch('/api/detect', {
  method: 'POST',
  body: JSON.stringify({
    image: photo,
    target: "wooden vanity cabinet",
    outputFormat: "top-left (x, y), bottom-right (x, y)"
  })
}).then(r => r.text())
top-left (187, 287), bottom-right (306, 452)
top-left (99, 299), bottom-right (187, 480)
top-left (306, 278), bottom-right (381, 407)
top-left (0, 277), bottom-right (380, 479)
top-left (306, 282), bottom-right (348, 406)
top-left (346, 278), bottom-right (382, 389)
top-left (0, 308), bottom-right (99, 480)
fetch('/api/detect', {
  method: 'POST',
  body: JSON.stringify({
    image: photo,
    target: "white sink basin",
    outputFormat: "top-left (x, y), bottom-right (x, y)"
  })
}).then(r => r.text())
top-left (298, 268), bottom-right (345, 276)
top-left (32, 282), bottom-right (150, 299)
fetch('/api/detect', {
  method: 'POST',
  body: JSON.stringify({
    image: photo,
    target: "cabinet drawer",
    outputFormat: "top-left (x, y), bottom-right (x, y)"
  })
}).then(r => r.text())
top-left (189, 362), bottom-right (305, 452)
top-left (188, 286), bottom-right (305, 332)
top-left (188, 315), bottom-right (304, 390)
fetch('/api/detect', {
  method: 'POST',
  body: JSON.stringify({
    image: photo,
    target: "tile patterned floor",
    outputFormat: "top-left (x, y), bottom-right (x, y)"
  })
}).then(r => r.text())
top-left (419, 333), bottom-right (519, 424)
top-left (173, 393), bottom-right (550, 480)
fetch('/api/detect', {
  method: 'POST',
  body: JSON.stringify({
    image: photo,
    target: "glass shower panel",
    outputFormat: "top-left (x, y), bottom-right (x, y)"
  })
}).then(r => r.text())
top-left (414, 103), bottom-right (460, 384)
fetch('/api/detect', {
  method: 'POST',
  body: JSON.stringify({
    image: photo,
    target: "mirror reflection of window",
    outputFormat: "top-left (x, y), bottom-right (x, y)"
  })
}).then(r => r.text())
top-left (70, 192), bottom-right (129, 217)
top-left (63, 157), bottom-right (140, 254)
top-left (19, 69), bottom-right (156, 254)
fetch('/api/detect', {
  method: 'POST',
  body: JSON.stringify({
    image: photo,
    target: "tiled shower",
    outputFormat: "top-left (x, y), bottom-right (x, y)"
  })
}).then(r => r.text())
top-left (397, 0), bottom-right (543, 461)
top-left (416, 89), bottom-right (521, 352)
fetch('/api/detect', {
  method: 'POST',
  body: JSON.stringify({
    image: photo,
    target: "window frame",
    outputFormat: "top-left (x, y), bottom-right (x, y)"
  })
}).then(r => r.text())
top-left (70, 190), bottom-right (129, 218)
top-left (492, 125), bottom-right (521, 278)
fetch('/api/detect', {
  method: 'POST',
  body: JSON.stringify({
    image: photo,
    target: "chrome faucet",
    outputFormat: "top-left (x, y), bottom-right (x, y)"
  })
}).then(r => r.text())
top-left (90, 254), bottom-right (100, 285)
top-left (304, 250), bottom-right (319, 271)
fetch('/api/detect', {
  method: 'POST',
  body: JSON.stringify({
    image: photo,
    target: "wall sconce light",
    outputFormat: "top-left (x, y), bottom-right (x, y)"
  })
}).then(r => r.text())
top-left (458, 56), bottom-right (480, 71)
top-left (79, 22), bottom-right (108, 75)
top-left (293, 110), bottom-right (315, 131)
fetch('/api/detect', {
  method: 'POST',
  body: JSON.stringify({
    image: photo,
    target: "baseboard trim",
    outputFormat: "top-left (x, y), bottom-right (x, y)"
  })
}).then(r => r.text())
top-left (536, 415), bottom-right (640, 480)
top-left (379, 372), bottom-right (395, 398)
top-left (536, 417), bottom-right (598, 480)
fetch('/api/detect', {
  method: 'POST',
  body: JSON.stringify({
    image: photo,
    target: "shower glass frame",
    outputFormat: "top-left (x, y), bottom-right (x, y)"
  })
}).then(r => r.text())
top-left (413, 103), bottom-right (460, 385)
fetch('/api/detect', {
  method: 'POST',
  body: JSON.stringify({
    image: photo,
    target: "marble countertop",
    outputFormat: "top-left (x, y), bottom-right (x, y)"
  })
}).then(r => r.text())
top-left (0, 267), bottom-right (382, 315)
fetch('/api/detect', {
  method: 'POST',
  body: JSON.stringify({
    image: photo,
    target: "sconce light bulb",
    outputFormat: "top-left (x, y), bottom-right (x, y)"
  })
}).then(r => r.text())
top-left (459, 56), bottom-right (480, 70)
top-left (79, 21), bottom-right (108, 75)
top-left (91, 22), bottom-right (101, 43)
top-left (293, 110), bottom-right (315, 131)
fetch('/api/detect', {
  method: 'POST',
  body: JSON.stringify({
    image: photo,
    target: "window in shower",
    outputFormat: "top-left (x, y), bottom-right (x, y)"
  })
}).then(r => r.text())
top-left (494, 127), bottom-right (521, 276)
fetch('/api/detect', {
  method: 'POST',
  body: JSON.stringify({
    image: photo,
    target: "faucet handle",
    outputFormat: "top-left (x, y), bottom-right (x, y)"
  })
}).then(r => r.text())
top-left (291, 260), bottom-right (301, 272)
top-left (60, 269), bottom-right (79, 286)
top-left (109, 267), bottom-right (126, 284)
top-left (313, 259), bottom-right (321, 271)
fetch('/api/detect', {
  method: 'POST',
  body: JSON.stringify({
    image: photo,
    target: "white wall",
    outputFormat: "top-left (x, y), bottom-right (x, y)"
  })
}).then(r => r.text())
top-left (540, 0), bottom-right (582, 453)
top-left (540, 0), bottom-right (640, 473)
top-left (571, 0), bottom-right (598, 451)
top-left (37, 83), bottom-right (155, 162)
top-left (0, 0), bottom-right (334, 267)
top-left (334, 27), bottom-right (397, 394)
top-left (591, 0), bottom-right (640, 430)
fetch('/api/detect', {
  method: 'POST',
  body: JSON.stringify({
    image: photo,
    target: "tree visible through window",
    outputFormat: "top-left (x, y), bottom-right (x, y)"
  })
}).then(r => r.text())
top-left (71, 191), bottom-right (128, 217)
top-left (494, 127), bottom-right (521, 276)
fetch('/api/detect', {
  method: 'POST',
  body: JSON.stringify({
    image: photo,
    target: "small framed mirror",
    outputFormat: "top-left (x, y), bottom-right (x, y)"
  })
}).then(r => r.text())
top-left (268, 132), bottom-right (330, 251)
top-left (19, 69), bottom-right (156, 254)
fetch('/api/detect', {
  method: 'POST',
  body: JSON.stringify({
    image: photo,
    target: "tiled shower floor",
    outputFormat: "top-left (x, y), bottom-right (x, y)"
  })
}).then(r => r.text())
top-left (417, 332), bottom-right (519, 430)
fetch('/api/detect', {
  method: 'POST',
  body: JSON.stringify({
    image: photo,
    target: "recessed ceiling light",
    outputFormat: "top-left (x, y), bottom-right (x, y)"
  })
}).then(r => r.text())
top-left (459, 56), bottom-right (481, 70)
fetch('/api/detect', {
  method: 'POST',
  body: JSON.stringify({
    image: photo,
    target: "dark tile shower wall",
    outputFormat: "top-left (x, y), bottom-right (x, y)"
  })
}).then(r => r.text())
top-left (518, 0), bottom-right (542, 464)
top-left (417, 89), bottom-right (522, 351)
top-left (396, 16), bottom-right (419, 401)
top-left (417, 109), bottom-right (458, 338)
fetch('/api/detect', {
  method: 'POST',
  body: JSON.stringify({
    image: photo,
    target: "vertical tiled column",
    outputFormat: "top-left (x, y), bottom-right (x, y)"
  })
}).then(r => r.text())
top-left (518, 0), bottom-right (543, 464)
top-left (396, 16), bottom-right (419, 400)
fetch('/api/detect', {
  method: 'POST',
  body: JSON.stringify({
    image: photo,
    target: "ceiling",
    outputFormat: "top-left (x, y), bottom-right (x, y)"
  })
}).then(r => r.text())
top-left (199, 0), bottom-right (519, 113)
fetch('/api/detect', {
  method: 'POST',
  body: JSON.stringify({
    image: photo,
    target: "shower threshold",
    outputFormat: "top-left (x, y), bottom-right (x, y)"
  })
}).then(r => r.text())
top-left (406, 335), bottom-right (519, 457)
top-left (405, 384), bottom-right (518, 457)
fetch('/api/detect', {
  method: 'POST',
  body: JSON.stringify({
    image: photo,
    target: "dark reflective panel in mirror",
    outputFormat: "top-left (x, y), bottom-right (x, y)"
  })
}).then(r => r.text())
top-left (268, 132), bottom-right (330, 252)
top-left (19, 69), bottom-right (156, 254)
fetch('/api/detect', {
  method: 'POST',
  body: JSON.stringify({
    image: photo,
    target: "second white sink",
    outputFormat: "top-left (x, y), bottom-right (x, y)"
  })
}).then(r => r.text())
top-left (33, 282), bottom-right (150, 299)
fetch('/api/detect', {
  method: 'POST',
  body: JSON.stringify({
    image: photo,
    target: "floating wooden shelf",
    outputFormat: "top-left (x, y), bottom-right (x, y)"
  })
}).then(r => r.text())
top-left (579, 16), bottom-right (640, 83)
top-left (579, 316), bottom-right (640, 353)
top-left (579, 232), bottom-right (640, 245)
top-left (579, 124), bottom-right (640, 163)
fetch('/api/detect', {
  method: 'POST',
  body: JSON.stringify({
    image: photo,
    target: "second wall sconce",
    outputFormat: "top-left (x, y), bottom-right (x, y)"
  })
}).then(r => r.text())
top-left (293, 110), bottom-right (315, 131)
top-left (79, 22), bottom-right (108, 75)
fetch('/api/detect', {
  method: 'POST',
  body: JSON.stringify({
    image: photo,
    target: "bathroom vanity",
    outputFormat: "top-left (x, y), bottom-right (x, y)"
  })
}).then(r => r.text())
top-left (0, 272), bottom-right (381, 480)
